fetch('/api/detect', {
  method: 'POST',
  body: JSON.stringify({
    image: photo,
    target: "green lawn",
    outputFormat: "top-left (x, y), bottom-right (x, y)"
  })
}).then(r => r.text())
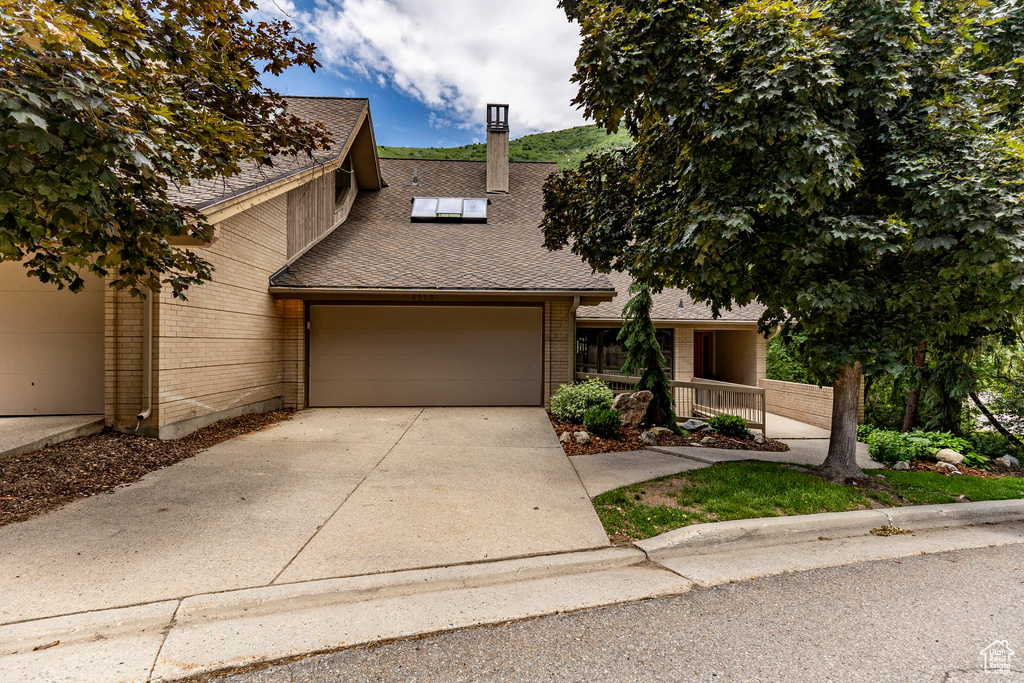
top-left (865, 469), bottom-right (1024, 505)
top-left (594, 461), bottom-right (1024, 541)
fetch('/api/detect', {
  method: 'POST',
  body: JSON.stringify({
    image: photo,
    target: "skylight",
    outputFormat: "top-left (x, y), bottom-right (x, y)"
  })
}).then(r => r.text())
top-left (410, 197), bottom-right (488, 223)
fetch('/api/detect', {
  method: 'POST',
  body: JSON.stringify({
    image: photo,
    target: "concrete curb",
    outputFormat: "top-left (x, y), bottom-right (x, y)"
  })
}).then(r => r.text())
top-left (634, 499), bottom-right (1024, 560)
top-left (0, 417), bottom-right (104, 461)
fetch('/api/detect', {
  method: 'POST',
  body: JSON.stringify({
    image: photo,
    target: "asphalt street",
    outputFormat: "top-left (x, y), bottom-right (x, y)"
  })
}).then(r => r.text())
top-left (208, 543), bottom-right (1024, 683)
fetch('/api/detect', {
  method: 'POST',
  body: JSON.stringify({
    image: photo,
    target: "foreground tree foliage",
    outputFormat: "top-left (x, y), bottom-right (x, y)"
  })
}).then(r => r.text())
top-left (543, 0), bottom-right (1024, 480)
top-left (0, 0), bottom-right (331, 297)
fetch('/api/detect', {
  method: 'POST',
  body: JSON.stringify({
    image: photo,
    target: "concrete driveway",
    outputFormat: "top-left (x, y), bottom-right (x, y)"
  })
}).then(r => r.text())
top-left (0, 407), bottom-right (608, 625)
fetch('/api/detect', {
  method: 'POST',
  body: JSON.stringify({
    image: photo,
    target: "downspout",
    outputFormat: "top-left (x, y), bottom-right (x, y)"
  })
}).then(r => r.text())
top-left (569, 296), bottom-right (580, 382)
top-left (135, 291), bottom-right (153, 430)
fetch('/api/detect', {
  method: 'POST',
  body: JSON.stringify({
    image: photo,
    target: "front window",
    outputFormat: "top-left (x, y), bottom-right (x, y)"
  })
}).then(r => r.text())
top-left (576, 327), bottom-right (673, 377)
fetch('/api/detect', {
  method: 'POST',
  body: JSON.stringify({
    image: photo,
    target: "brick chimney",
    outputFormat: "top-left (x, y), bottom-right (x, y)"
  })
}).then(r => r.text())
top-left (486, 104), bottom-right (509, 194)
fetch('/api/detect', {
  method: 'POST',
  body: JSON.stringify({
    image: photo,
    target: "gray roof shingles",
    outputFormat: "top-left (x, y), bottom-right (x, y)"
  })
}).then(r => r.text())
top-left (578, 270), bottom-right (766, 323)
top-left (168, 97), bottom-right (368, 210)
top-left (271, 158), bottom-right (614, 293)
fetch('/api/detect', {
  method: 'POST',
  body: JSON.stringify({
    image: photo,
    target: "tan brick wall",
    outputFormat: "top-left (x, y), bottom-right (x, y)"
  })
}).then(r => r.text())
top-left (759, 378), bottom-right (866, 430)
top-left (107, 194), bottom-right (306, 437)
top-left (544, 300), bottom-right (573, 407)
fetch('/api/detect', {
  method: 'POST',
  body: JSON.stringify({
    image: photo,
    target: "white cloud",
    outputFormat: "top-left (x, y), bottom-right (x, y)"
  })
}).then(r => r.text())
top-left (303, 0), bottom-right (588, 135)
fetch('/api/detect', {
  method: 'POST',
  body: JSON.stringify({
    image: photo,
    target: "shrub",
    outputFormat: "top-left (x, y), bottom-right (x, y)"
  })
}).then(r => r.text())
top-left (857, 424), bottom-right (876, 443)
top-left (550, 378), bottom-right (614, 423)
top-left (708, 414), bottom-right (749, 438)
top-left (969, 431), bottom-right (1021, 459)
top-left (867, 429), bottom-right (988, 467)
top-left (584, 407), bottom-right (622, 438)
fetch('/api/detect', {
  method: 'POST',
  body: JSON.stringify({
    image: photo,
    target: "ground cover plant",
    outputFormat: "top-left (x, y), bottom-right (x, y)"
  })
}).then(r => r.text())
top-left (707, 415), bottom-right (749, 439)
top-left (865, 428), bottom-right (986, 467)
top-left (593, 460), bottom-right (1024, 542)
top-left (584, 407), bottom-right (621, 438)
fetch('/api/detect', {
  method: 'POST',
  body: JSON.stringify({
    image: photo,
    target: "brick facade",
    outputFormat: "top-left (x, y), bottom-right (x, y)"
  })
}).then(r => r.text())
top-left (544, 300), bottom-right (574, 407)
top-left (106, 196), bottom-right (307, 437)
top-left (759, 378), bottom-right (866, 430)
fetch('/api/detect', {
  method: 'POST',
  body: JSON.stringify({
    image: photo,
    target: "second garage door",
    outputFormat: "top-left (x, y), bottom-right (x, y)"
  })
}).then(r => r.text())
top-left (309, 305), bottom-right (543, 407)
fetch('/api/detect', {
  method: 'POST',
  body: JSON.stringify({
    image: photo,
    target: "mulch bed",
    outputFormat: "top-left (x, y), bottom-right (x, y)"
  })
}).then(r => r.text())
top-left (549, 413), bottom-right (790, 456)
top-left (908, 459), bottom-right (1023, 478)
top-left (0, 409), bottom-right (294, 527)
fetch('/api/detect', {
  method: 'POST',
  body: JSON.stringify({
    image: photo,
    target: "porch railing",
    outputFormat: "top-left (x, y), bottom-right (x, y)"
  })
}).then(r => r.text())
top-left (575, 372), bottom-right (766, 433)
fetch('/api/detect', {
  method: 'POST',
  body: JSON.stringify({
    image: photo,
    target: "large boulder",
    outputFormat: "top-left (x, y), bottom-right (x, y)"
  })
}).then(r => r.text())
top-left (936, 449), bottom-right (965, 465)
top-left (679, 418), bottom-right (710, 432)
top-left (612, 390), bottom-right (654, 428)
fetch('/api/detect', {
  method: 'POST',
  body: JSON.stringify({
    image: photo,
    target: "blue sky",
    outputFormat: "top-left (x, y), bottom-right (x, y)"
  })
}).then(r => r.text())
top-left (256, 0), bottom-right (589, 148)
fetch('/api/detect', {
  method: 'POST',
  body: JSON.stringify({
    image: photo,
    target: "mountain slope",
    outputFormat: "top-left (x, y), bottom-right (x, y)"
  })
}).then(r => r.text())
top-left (377, 125), bottom-right (632, 170)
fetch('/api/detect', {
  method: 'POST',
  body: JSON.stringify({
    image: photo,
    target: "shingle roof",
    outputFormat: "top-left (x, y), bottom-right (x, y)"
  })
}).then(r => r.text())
top-left (168, 97), bottom-right (368, 210)
top-left (271, 158), bottom-right (614, 293)
top-left (578, 270), bottom-right (766, 322)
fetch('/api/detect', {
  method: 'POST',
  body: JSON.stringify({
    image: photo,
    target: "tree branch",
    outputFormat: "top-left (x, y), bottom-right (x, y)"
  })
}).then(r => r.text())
top-left (969, 392), bottom-right (1024, 451)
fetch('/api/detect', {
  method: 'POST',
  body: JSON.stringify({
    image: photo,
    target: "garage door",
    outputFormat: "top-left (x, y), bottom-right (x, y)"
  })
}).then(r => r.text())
top-left (309, 305), bottom-right (543, 407)
top-left (0, 261), bottom-right (104, 415)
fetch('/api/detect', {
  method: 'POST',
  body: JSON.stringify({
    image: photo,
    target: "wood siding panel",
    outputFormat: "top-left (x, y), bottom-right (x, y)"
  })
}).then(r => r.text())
top-left (287, 170), bottom-right (337, 260)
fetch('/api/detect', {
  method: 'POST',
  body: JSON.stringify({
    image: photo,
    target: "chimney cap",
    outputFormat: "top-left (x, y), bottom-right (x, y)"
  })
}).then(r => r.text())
top-left (486, 104), bottom-right (509, 132)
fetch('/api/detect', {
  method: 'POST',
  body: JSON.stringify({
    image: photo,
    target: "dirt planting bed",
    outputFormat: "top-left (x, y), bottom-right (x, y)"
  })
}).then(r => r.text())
top-left (0, 410), bottom-right (294, 527)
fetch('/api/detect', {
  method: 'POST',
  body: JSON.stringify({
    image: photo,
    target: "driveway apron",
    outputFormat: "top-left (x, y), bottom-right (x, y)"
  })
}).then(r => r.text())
top-left (0, 407), bottom-right (607, 625)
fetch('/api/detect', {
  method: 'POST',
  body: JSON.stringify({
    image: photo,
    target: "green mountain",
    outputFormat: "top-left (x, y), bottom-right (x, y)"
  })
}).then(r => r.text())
top-left (377, 125), bottom-right (632, 170)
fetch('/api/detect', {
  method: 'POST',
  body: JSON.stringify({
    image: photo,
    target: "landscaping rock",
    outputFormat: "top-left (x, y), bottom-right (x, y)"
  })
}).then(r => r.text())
top-left (651, 427), bottom-right (674, 438)
top-left (753, 433), bottom-right (766, 444)
top-left (639, 430), bottom-right (659, 446)
top-left (893, 461), bottom-right (910, 471)
top-left (700, 435), bottom-right (716, 445)
top-left (573, 431), bottom-right (591, 444)
top-left (612, 391), bottom-right (654, 429)
top-left (680, 419), bottom-right (710, 432)
top-left (559, 431), bottom-right (572, 444)
top-left (936, 449), bottom-right (965, 465)
top-left (936, 461), bottom-right (958, 471)
top-left (998, 455), bottom-right (1020, 467)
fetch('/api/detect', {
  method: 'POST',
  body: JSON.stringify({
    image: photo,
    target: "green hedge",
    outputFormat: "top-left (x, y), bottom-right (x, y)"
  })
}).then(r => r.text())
top-left (550, 378), bottom-right (614, 423)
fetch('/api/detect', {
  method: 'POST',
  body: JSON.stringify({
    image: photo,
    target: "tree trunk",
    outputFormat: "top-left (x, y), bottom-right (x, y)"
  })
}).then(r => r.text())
top-left (969, 392), bottom-right (1024, 451)
top-left (817, 363), bottom-right (865, 481)
top-left (902, 342), bottom-right (928, 432)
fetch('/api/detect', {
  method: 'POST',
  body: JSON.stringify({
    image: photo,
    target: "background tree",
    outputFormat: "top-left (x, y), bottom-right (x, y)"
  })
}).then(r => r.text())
top-left (618, 285), bottom-right (680, 430)
top-left (1, 0), bottom-right (331, 298)
top-left (543, 0), bottom-right (1024, 480)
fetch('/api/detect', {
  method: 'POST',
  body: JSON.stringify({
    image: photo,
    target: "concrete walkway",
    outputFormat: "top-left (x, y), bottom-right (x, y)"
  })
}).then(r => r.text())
top-left (0, 407), bottom-right (607, 625)
top-left (764, 412), bottom-right (831, 439)
top-left (0, 415), bottom-right (104, 460)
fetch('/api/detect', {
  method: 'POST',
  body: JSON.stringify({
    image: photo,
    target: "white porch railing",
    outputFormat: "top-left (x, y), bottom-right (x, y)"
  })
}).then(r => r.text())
top-left (575, 372), bottom-right (766, 433)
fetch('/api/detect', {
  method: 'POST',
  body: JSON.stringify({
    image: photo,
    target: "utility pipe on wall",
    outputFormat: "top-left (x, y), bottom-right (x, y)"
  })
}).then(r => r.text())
top-left (136, 291), bottom-right (153, 429)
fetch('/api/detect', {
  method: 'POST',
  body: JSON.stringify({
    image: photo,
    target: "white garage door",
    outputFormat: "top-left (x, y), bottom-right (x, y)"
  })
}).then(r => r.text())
top-left (309, 305), bottom-right (543, 407)
top-left (0, 262), bottom-right (104, 415)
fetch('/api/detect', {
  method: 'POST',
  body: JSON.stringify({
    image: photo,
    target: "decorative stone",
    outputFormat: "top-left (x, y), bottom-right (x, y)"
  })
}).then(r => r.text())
top-left (573, 431), bottom-right (590, 444)
top-left (753, 433), bottom-right (766, 444)
top-left (612, 391), bottom-right (654, 429)
top-left (559, 431), bottom-right (572, 444)
top-left (998, 455), bottom-right (1020, 467)
top-left (701, 435), bottom-right (716, 445)
top-left (651, 427), bottom-right (674, 438)
top-left (639, 430), bottom-right (659, 446)
top-left (936, 461), bottom-right (957, 471)
top-left (680, 419), bottom-right (710, 432)
top-left (893, 461), bottom-right (910, 471)
top-left (935, 449), bottom-right (964, 465)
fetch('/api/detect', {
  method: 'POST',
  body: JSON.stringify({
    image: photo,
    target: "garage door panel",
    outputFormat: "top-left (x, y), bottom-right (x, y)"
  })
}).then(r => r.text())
top-left (0, 261), bottom-right (104, 415)
top-left (309, 305), bottom-right (543, 407)
top-left (0, 333), bottom-right (104, 375)
top-left (310, 327), bottom-right (541, 357)
top-left (310, 379), bottom-right (541, 408)
top-left (310, 351), bottom-right (542, 383)
top-left (311, 305), bottom-right (539, 331)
